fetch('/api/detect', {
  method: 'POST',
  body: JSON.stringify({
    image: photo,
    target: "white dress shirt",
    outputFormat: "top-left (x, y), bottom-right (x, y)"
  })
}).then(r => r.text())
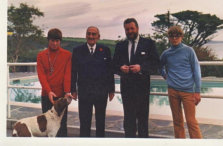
top-left (128, 35), bottom-right (140, 62)
top-left (87, 43), bottom-right (96, 54)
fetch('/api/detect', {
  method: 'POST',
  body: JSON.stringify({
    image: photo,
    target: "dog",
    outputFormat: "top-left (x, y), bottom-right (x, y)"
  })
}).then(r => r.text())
top-left (12, 97), bottom-right (72, 137)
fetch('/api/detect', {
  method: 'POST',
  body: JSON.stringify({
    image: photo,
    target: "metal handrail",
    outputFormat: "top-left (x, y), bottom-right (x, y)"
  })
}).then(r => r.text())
top-left (8, 85), bottom-right (223, 99)
top-left (8, 85), bottom-right (42, 90)
top-left (7, 62), bottom-right (37, 66)
top-left (7, 61), bottom-right (223, 66)
top-left (7, 61), bottom-right (223, 118)
top-left (199, 61), bottom-right (223, 66)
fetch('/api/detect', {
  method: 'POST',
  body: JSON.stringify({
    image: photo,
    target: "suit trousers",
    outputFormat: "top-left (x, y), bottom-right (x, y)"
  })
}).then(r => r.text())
top-left (122, 94), bottom-right (149, 138)
top-left (168, 88), bottom-right (202, 138)
top-left (78, 97), bottom-right (108, 137)
top-left (41, 96), bottom-right (68, 137)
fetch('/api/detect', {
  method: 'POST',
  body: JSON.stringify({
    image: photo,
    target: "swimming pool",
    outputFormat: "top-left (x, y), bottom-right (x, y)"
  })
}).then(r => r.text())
top-left (9, 76), bottom-right (223, 125)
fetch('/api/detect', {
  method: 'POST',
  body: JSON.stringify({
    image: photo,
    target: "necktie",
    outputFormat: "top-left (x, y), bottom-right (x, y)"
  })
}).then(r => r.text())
top-left (90, 48), bottom-right (94, 55)
top-left (130, 40), bottom-right (135, 63)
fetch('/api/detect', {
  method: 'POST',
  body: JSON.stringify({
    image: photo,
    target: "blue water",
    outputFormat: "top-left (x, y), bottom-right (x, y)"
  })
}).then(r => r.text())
top-left (9, 77), bottom-right (223, 123)
top-left (205, 41), bottom-right (223, 59)
top-left (10, 77), bottom-right (223, 104)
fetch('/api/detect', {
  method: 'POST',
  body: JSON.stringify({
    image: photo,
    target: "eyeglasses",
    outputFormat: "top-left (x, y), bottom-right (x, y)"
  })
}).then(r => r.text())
top-left (168, 34), bottom-right (182, 38)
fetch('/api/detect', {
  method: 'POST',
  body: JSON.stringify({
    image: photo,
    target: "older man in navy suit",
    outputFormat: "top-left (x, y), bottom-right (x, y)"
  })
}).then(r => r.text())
top-left (71, 26), bottom-right (115, 137)
top-left (113, 18), bottom-right (160, 138)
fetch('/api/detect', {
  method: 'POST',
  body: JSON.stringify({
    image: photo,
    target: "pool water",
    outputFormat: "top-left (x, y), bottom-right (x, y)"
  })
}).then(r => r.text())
top-left (9, 77), bottom-right (223, 124)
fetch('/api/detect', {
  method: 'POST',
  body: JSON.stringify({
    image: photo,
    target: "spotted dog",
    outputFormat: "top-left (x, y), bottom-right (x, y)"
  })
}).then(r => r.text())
top-left (12, 97), bottom-right (72, 137)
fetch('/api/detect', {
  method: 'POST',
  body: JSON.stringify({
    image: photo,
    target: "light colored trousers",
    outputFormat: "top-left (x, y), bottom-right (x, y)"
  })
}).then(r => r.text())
top-left (168, 88), bottom-right (202, 138)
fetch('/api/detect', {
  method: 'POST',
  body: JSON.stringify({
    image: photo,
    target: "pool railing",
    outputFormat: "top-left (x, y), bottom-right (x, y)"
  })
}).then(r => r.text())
top-left (7, 61), bottom-right (223, 118)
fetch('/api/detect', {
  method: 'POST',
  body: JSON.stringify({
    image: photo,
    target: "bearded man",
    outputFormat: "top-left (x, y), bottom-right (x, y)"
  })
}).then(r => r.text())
top-left (113, 18), bottom-right (160, 138)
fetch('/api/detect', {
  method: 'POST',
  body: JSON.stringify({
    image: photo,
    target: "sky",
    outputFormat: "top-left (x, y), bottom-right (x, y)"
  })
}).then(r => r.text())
top-left (7, 0), bottom-right (223, 41)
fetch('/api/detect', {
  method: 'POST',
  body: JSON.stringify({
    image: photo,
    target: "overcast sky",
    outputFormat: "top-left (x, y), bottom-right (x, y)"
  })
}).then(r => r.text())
top-left (7, 0), bottom-right (223, 41)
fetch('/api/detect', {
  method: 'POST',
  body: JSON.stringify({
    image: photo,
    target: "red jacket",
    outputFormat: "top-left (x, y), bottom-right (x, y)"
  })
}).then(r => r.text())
top-left (37, 47), bottom-right (71, 97)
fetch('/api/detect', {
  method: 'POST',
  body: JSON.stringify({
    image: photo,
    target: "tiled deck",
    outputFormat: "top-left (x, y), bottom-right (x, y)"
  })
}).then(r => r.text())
top-left (7, 104), bottom-right (223, 138)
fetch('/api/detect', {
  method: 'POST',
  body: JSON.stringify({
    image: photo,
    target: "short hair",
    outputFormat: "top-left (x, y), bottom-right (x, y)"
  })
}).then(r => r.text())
top-left (123, 18), bottom-right (139, 28)
top-left (86, 26), bottom-right (100, 35)
top-left (47, 28), bottom-right (62, 40)
top-left (167, 26), bottom-right (184, 37)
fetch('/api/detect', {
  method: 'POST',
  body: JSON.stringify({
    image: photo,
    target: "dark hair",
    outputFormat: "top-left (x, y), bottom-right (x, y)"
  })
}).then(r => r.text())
top-left (47, 28), bottom-right (62, 41)
top-left (168, 26), bottom-right (184, 37)
top-left (124, 18), bottom-right (139, 28)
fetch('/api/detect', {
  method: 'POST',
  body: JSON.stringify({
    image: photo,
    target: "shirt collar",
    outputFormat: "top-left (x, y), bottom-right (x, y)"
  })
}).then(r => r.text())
top-left (87, 43), bottom-right (96, 51)
top-left (135, 35), bottom-right (140, 43)
top-left (171, 43), bottom-right (183, 49)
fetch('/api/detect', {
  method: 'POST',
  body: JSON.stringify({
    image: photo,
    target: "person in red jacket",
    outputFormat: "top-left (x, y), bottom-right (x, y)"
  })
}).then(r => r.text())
top-left (37, 28), bottom-right (73, 137)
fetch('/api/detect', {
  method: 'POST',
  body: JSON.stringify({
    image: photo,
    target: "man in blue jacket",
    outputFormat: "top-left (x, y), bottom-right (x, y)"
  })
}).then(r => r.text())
top-left (160, 25), bottom-right (202, 138)
top-left (71, 26), bottom-right (115, 137)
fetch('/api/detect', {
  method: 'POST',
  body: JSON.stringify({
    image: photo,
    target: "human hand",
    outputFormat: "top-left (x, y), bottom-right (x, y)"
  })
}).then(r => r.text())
top-left (65, 92), bottom-right (74, 98)
top-left (129, 64), bottom-right (141, 73)
top-left (48, 91), bottom-right (57, 104)
top-left (194, 93), bottom-right (201, 105)
top-left (120, 65), bottom-right (129, 73)
top-left (65, 93), bottom-right (74, 103)
top-left (109, 92), bottom-right (115, 101)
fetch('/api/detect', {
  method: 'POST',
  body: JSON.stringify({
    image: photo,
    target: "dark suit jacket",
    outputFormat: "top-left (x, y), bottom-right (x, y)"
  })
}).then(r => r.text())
top-left (71, 43), bottom-right (115, 100)
top-left (113, 37), bottom-right (160, 97)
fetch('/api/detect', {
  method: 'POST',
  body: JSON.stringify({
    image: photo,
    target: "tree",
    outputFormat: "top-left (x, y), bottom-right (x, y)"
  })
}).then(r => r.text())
top-left (152, 10), bottom-right (223, 77)
top-left (152, 10), bottom-right (223, 48)
top-left (7, 3), bottom-right (44, 65)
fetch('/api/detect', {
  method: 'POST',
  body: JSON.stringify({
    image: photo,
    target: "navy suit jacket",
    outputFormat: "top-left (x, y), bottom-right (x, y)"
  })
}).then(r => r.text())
top-left (113, 37), bottom-right (160, 97)
top-left (71, 43), bottom-right (115, 100)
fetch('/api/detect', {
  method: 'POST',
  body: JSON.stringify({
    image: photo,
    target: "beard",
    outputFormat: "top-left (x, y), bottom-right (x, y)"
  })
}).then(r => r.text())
top-left (126, 32), bottom-right (138, 41)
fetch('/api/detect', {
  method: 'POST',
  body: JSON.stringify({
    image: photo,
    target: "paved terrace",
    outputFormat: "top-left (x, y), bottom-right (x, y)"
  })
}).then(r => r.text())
top-left (7, 104), bottom-right (223, 138)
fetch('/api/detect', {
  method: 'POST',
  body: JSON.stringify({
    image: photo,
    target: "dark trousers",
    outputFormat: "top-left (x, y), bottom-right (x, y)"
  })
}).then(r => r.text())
top-left (41, 96), bottom-right (68, 137)
top-left (78, 97), bottom-right (107, 137)
top-left (122, 94), bottom-right (149, 138)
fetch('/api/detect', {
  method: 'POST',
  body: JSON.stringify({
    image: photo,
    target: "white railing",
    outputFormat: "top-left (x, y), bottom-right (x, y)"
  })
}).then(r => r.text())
top-left (7, 61), bottom-right (223, 118)
top-left (199, 61), bottom-right (223, 66)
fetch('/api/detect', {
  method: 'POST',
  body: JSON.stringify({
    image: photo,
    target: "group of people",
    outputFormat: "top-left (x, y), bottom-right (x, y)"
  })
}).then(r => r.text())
top-left (37, 18), bottom-right (202, 138)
